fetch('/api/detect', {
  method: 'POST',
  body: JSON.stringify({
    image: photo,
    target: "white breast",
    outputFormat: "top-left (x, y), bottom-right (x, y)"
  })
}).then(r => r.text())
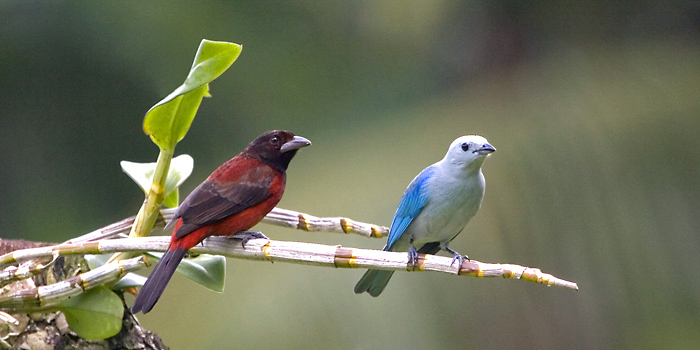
top-left (402, 167), bottom-right (485, 247)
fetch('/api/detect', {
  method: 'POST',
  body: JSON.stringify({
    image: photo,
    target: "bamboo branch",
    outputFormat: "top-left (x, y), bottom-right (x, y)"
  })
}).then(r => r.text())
top-left (0, 252), bottom-right (58, 288)
top-left (0, 256), bottom-right (146, 312)
top-left (261, 208), bottom-right (388, 238)
top-left (64, 207), bottom-right (388, 245)
top-left (0, 236), bottom-right (579, 292)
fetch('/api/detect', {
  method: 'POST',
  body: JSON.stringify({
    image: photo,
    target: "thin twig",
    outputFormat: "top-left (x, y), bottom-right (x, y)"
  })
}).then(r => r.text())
top-left (64, 207), bottom-right (388, 245)
top-left (0, 311), bottom-right (18, 326)
top-left (261, 208), bottom-right (388, 238)
top-left (0, 236), bottom-right (579, 292)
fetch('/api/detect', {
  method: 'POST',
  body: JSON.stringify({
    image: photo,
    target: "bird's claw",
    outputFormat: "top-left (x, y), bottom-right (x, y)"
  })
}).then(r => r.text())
top-left (232, 230), bottom-right (270, 249)
top-left (408, 244), bottom-right (418, 267)
top-left (443, 246), bottom-right (468, 267)
top-left (450, 254), bottom-right (468, 267)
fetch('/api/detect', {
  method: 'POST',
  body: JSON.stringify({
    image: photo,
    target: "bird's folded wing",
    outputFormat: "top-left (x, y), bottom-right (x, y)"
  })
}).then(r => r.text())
top-left (174, 167), bottom-right (274, 238)
top-left (385, 166), bottom-right (434, 250)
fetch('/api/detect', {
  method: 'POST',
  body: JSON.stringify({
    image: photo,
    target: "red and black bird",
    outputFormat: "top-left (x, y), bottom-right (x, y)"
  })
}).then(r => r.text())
top-left (131, 130), bottom-right (311, 314)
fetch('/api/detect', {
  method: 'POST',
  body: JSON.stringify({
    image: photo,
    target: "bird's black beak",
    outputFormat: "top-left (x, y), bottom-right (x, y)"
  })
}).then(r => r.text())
top-left (281, 136), bottom-right (312, 153)
top-left (476, 143), bottom-right (496, 155)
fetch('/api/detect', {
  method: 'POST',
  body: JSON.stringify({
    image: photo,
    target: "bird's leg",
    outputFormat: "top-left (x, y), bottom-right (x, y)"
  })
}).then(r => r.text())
top-left (408, 241), bottom-right (418, 267)
top-left (441, 243), bottom-right (468, 267)
top-left (231, 230), bottom-right (270, 249)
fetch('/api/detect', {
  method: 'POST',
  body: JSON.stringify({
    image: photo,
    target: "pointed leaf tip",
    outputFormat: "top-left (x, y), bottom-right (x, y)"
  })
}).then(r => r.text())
top-left (142, 40), bottom-right (241, 149)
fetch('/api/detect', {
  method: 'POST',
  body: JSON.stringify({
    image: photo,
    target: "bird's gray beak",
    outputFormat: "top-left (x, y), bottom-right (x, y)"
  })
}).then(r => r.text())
top-left (476, 143), bottom-right (496, 155)
top-left (281, 136), bottom-right (312, 153)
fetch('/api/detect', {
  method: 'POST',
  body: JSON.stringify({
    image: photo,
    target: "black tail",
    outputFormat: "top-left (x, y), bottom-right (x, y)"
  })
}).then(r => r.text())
top-left (131, 248), bottom-right (187, 314)
top-left (353, 242), bottom-right (441, 297)
top-left (354, 269), bottom-right (395, 297)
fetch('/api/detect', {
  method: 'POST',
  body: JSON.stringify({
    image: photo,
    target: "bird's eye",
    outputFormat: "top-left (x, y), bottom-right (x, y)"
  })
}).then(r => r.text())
top-left (461, 142), bottom-right (469, 152)
top-left (270, 136), bottom-right (280, 145)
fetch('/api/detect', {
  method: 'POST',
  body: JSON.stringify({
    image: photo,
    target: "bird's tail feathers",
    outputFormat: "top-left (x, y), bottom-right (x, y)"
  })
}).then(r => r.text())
top-left (131, 247), bottom-right (187, 314)
top-left (354, 243), bottom-right (440, 297)
top-left (354, 269), bottom-right (395, 297)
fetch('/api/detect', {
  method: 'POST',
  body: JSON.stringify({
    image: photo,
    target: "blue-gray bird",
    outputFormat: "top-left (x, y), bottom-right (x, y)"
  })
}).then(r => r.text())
top-left (354, 135), bottom-right (495, 297)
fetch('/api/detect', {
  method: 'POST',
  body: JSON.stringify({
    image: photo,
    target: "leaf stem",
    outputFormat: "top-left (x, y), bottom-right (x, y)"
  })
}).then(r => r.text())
top-left (109, 147), bottom-right (174, 263)
top-left (131, 146), bottom-right (174, 238)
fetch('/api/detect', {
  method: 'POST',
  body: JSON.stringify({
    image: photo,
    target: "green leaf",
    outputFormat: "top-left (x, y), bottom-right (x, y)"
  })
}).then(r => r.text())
top-left (147, 252), bottom-right (226, 292)
top-left (58, 286), bottom-right (123, 340)
top-left (143, 86), bottom-right (208, 150)
top-left (84, 254), bottom-right (110, 270)
top-left (111, 273), bottom-right (147, 290)
top-left (163, 189), bottom-right (179, 208)
top-left (143, 40), bottom-right (242, 149)
top-left (120, 154), bottom-right (194, 207)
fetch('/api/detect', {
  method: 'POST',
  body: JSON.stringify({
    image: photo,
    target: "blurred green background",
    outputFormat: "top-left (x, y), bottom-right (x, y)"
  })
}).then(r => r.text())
top-left (2, 1), bottom-right (700, 349)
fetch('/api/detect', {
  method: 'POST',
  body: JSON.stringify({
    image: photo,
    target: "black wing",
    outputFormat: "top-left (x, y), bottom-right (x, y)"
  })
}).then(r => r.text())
top-left (172, 174), bottom-right (273, 238)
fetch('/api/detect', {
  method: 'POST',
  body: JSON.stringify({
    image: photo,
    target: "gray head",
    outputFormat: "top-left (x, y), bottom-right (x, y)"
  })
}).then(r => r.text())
top-left (442, 135), bottom-right (495, 173)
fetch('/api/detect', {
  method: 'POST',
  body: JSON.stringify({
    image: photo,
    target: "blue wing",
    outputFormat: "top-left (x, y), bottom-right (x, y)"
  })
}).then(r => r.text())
top-left (385, 166), bottom-right (434, 251)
